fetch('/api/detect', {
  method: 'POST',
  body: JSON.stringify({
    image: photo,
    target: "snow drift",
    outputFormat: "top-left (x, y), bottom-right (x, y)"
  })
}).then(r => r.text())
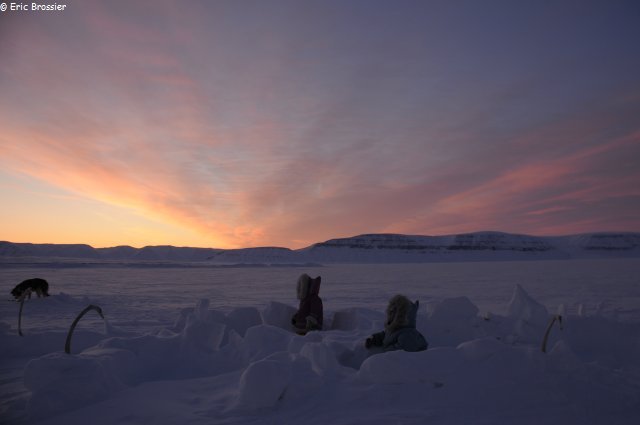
top-left (11, 284), bottom-right (640, 424)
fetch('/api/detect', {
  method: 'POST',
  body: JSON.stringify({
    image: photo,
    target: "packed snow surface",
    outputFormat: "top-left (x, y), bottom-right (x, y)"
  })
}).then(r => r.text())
top-left (1, 260), bottom-right (640, 424)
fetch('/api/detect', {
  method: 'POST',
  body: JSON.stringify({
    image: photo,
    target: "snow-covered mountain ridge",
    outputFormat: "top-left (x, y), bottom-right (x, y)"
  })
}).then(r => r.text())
top-left (311, 232), bottom-right (553, 251)
top-left (1, 231), bottom-right (639, 263)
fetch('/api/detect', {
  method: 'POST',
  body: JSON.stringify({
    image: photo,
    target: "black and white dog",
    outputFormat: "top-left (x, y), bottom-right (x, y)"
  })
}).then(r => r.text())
top-left (11, 278), bottom-right (50, 300)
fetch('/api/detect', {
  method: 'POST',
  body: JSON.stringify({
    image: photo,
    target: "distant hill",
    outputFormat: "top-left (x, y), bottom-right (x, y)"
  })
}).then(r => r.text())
top-left (1, 231), bottom-right (639, 264)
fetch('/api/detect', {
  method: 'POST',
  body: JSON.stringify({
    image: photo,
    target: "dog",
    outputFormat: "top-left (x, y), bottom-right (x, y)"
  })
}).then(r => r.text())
top-left (11, 278), bottom-right (50, 300)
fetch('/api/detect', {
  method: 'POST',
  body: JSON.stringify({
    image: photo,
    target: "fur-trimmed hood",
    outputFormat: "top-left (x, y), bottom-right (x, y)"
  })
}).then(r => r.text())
top-left (296, 274), bottom-right (321, 300)
top-left (366, 294), bottom-right (427, 352)
top-left (384, 294), bottom-right (419, 333)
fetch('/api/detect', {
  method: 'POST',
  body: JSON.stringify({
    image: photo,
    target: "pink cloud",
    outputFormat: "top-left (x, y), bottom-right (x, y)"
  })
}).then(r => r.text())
top-left (2, 2), bottom-right (639, 248)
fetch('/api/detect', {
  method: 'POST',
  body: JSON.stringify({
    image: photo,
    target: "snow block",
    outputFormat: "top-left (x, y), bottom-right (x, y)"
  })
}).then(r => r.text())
top-left (237, 324), bottom-right (294, 363)
top-left (172, 303), bottom-right (226, 333)
top-left (507, 285), bottom-right (548, 325)
top-left (226, 307), bottom-right (263, 337)
top-left (81, 346), bottom-right (139, 386)
top-left (429, 296), bottom-right (479, 322)
top-left (330, 308), bottom-right (383, 331)
top-left (236, 359), bottom-right (292, 409)
top-left (424, 297), bottom-right (482, 346)
top-left (547, 340), bottom-right (581, 372)
top-left (261, 301), bottom-right (297, 330)
top-left (457, 337), bottom-right (508, 361)
top-left (505, 285), bottom-right (550, 344)
top-left (287, 331), bottom-right (322, 354)
top-left (179, 314), bottom-right (226, 377)
top-left (299, 342), bottom-right (341, 376)
top-left (24, 351), bottom-right (129, 419)
top-left (96, 333), bottom-right (181, 380)
top-left (90, 299), bottom-right (227, 380)
top-left (181, 310), bottom-right (226, 353)
top-left (358, 347), bottom-right (462, 384)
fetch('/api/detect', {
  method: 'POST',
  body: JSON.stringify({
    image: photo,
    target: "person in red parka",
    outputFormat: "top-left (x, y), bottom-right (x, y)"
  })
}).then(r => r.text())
top-left (291, 273), bottom-right (323, 335)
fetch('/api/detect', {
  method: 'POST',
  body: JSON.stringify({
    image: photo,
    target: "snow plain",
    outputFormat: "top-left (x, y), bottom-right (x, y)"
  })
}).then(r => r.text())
top-left (1, 259), bottom-right (639, 424)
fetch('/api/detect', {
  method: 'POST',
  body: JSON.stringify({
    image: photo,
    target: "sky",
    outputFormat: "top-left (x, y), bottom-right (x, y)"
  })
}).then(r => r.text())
top-left (1, 0), bottom-right (639, 249)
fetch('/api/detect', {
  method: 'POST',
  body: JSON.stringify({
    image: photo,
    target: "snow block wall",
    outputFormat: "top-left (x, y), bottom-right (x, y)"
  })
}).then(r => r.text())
top-left (236, 359), bottom-right (293, 409)
top-left (18, 285), bottom-right (640, 422)
top-left (24, 351), bottom-right (130, 419)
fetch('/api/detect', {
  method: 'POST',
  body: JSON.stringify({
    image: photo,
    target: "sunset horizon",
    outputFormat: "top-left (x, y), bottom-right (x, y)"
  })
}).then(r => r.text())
top-left (3, 228), bottom-right (639, 251)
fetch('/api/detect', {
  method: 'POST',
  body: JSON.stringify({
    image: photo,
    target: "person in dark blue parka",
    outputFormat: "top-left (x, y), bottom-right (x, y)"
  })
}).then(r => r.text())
top-left (365, 294), bottom-right (428, 352)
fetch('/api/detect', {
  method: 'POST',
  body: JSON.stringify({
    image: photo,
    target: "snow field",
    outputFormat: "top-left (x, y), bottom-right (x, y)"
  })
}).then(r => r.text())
top-left (1, 260), bottom-right (639, 424)
top-left (0, 284), bottom-right (636, 424)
